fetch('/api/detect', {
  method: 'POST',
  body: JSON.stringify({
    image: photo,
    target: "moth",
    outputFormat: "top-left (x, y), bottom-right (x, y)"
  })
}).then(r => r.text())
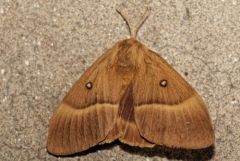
top-left (47, 8), bottom-right (214, 156)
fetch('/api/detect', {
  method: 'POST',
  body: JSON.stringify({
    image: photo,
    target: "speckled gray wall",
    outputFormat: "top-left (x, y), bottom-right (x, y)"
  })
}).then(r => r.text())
top-left (0, 0), bottom-right (239, 161)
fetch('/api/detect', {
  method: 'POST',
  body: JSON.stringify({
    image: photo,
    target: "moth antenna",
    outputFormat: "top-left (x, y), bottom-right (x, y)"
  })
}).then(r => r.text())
top-left (116, 7), bottom-right (150, 38)
top-left (133, 7), bottom-right (150, 38)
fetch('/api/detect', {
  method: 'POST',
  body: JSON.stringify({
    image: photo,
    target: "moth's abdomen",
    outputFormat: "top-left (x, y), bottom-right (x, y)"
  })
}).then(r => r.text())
top-left (104, 83), bottom-right (154, 148)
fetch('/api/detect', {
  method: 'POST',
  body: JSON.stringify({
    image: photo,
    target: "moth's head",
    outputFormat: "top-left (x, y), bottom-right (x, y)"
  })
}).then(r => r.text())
top-left (117, 38), bottom-right (143, 50)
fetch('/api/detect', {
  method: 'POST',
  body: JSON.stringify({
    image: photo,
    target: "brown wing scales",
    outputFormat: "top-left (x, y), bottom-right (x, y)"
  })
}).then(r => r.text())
top-left (133, 45), bottom-right (214, 149)
top-left (48, 43), bottom-right (124, 155)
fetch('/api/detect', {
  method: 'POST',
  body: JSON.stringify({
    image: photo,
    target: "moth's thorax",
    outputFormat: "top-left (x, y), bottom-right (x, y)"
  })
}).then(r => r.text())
top-left (112, 38), bottom-right (144, 74)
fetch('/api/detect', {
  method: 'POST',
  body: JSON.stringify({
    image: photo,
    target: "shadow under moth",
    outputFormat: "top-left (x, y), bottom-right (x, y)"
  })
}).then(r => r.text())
top-left (47, 8), bottom-right (214, 156)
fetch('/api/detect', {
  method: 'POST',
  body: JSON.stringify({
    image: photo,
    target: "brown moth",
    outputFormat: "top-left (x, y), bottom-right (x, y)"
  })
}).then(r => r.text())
top-left (47, 8), bottom-right (214, 156)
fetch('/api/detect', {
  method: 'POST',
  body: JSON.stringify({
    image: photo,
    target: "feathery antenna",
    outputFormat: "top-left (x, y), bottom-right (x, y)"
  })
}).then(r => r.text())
top-left (116, 7), bottom-right (150, 38)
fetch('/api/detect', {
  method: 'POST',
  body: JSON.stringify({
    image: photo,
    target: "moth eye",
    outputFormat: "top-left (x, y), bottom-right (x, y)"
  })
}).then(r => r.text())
top-left (160, 80), bottom-right (167, 87)
top-left (85, 82), bottom-right (93, 89)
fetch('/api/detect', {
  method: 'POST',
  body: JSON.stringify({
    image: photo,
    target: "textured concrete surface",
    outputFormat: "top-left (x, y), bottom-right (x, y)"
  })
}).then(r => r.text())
top-left (0, 0), bottom-right (240, 161)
